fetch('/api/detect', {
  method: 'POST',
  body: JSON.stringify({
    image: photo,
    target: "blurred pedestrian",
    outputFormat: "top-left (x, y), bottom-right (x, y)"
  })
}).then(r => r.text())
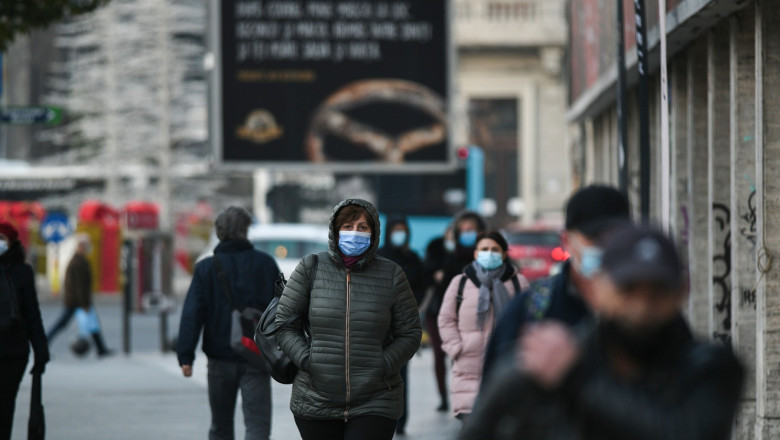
top-left (437, 231), bottom-right (528, 420)
top-left (377, 214), bottom-right (425, 435)
top-left (46, 234), bottom-right (114, 356)
top-left (461, 225), bottom-right (744, 440)
top-left (0, 221), bottom-right (49, 440)
top-left (481, 185), bottom-right (629, 386)
top-left (275, 199), bottom-right (421, 440)
top-left (177, 207), bottom-right (280, 440)
top-left (419, 225), bottom-right (452, 322)
top-left (424, 211), bottom-right (487, 411)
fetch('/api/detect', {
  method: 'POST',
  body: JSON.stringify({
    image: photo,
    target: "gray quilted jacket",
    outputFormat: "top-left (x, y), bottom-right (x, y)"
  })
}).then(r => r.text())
top-left (275, 199), bottom-right (422, 421)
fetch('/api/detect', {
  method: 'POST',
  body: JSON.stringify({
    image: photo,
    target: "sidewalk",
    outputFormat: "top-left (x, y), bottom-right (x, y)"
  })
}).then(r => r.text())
top-left (11, 348), bottom-right (461, 439)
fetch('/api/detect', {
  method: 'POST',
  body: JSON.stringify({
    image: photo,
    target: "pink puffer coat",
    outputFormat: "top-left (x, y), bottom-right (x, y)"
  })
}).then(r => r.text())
top-left (437, 268), bottom-right (528, 416)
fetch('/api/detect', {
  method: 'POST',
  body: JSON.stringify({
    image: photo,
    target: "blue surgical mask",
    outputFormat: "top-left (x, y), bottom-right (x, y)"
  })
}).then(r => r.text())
top-left (339, 231), bottom-right (372, 256)
top-left (444, 239), bottom-right (456, 252)
top-left (578, 246), bottom-right (603, 279)
top-left (459, 231), bottom-right (478, 248)
top-left (390, 231), bottom-right (407, 247)
top-left (476, 251), bottom-right (504, 271)
top-left (0, 241), bottom-right (7, 256)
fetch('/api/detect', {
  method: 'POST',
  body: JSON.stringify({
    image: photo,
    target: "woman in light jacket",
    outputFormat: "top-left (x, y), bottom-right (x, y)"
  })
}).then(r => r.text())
top-left (438, 230), bottom-right (529, 419)
top-left (275, 199), bottom-right (422, 440)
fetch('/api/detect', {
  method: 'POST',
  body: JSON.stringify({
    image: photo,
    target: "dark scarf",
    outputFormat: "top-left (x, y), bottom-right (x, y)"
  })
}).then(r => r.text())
top-left (341, 253), bottom-right (363, 269)
top-left (598, 314), bottom-right (690, 364)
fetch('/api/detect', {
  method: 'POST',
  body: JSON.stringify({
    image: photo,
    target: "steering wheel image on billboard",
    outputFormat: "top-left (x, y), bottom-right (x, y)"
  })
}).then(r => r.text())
top-left (211, 0), bottom-right (452, 172)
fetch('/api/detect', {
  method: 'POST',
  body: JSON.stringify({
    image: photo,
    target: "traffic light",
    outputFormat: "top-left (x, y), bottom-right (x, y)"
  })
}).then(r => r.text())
top-left (456, 146), bottom-right (470, 160)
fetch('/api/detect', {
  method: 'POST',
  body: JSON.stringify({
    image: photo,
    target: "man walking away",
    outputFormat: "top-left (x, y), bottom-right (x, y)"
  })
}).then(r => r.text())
top-left (177, 207), bottom-right (280, 440)
top-left (47, 234), bottom-right (113, 356)
top-left (461, 225), bottom-right (744, 440)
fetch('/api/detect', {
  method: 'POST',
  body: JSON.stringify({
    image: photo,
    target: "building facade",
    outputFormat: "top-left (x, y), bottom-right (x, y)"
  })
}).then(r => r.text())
top-left (455, 0), bottom-right (570, 226)
top-left (567, 1), bottom-right (778, 438)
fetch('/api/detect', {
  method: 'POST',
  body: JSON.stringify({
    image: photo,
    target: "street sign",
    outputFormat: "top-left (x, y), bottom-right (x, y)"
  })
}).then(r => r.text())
top-left (40, 213), bottom-right (72, 244)
top-left (0, 106), bottom-right (62, 125)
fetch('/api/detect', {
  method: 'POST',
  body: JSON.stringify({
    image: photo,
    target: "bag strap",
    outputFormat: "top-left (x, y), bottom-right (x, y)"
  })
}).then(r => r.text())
top-left (511, 276), bottom-right (522, 294)
top-left (261, 253), bottom-right (319, 337)
top-left (212, 255), bottom-right (234, 309)
top-left (456, 275), bottom-right (468, 316)
top-left (31, 371), bottom-right (42, 407)
top-left (456, 274), bottom-right (522, 317)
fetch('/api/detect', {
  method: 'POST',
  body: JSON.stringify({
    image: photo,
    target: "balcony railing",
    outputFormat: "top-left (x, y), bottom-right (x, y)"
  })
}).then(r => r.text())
top-left (454, 0), bottom-right (567, 48)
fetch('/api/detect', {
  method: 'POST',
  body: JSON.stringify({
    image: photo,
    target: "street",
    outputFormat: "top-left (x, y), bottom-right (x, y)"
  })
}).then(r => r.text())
top-left (11, 298), bottom-right (461, 439)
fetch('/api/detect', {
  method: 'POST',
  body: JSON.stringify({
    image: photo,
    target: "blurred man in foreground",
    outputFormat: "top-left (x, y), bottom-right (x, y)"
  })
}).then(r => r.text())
top-left (461, 225), bottom-right (743, 440)
top-left (482, 185), bottom-right (630, 385)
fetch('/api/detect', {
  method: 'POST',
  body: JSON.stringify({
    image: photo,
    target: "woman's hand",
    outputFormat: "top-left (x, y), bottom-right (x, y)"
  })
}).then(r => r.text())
top-left (181, 365), bottom-right (193, 377)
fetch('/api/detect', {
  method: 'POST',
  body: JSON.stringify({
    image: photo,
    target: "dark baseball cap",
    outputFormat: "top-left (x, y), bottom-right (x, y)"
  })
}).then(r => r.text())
top-left (565, 185), bottom-right (631, 237)
top-left (600, 225), bottom-right (684, 291)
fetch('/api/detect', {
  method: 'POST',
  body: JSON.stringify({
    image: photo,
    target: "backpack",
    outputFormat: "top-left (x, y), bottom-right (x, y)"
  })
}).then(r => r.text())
top-left (255, 254), bottom-right (319, 384)
top-left (456, 274), bottom-right (523, 316)
top-left (523, 279), bottom-right (555, 322)
top-left (0, 267), bottom-right (21, 332)
top-left (213, 255), bottom-right (266, 370)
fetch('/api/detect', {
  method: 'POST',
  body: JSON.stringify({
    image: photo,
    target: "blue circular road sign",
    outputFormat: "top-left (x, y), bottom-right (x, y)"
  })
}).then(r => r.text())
top-left (40, 213), bottom-right (72, 244)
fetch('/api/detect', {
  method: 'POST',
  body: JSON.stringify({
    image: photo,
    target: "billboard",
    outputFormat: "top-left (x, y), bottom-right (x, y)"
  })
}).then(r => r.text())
top-left (211, 0), bottom-right (452, 171)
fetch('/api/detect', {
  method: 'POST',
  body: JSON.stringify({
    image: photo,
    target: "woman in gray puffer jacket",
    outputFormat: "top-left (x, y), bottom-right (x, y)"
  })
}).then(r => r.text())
top-left (275, 199), bottom-right (422, 440)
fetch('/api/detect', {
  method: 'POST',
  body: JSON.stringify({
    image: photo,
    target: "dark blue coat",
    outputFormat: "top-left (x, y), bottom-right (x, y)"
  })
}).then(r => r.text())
top-left (481, 262), bottom-right (591, 386)
top-left (177, 239), bottom-right (279, 366)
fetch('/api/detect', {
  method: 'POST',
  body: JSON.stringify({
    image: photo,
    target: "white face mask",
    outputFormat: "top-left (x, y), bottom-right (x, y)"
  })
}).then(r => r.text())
top-left (0, 240), bottom-right (8, 256)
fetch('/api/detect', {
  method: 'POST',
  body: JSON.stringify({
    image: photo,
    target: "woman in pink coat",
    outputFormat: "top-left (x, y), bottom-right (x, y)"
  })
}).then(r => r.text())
top-left (438, 230), bottom-right (529, 419)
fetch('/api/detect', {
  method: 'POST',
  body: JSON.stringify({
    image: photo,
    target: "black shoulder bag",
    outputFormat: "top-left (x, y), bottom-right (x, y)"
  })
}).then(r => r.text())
top-left (255, 254), bottom-right (318, 384)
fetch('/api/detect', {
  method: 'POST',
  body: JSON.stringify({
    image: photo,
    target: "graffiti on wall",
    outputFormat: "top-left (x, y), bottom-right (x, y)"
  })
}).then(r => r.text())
top-left (712, 203), bottom-right (731, 345)
top-left (680, 205), bottom-right (690, 247)
top-left (739, 190), bottom-right (757, 246)
top-left (741, 288), bottom-right (756, 310)
top-left (738, 189), bottom-right (758, 311)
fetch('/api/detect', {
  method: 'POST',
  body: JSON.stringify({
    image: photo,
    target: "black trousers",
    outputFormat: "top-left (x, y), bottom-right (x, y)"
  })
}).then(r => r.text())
top-left (207, 359), bottom-right (272, 440)
top-left (0, 358), bottom-right (28, 440)
top-left (46, 306), bottom-right (76, 342)
top-left (426, 316), bottom-right (448, 403)
top-left (397, 362), bottom-right (409, 431)
top-left (294, 415), bottom-right (397, 440)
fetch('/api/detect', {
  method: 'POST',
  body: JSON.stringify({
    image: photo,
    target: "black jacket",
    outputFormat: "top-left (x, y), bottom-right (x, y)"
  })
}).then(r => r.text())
top-left (377, 215), bottom-right (426, 304)
top-left (177, 239), bottom-right (279, 366)
top-left (482, 262), bottom-right (591, 385)
top-left (426, 210), bottom-right (487, 318)
top-left (461, 316), bottom-right (744, 440)
top-left (0, 241), bottom-right (49, 365)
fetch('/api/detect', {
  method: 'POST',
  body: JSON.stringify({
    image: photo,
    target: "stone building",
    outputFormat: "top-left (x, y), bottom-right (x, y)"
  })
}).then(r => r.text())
top-left (454, 0), bottom-right (570, 225)
top-left (567, 1), bottom-right (777, 438)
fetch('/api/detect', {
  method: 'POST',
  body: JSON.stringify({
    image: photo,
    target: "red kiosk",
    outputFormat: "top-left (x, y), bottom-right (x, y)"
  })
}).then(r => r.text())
top-left (77, 201), bottom-right (121, 294)
top-left (120, 201), bottom-right (174, 353)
